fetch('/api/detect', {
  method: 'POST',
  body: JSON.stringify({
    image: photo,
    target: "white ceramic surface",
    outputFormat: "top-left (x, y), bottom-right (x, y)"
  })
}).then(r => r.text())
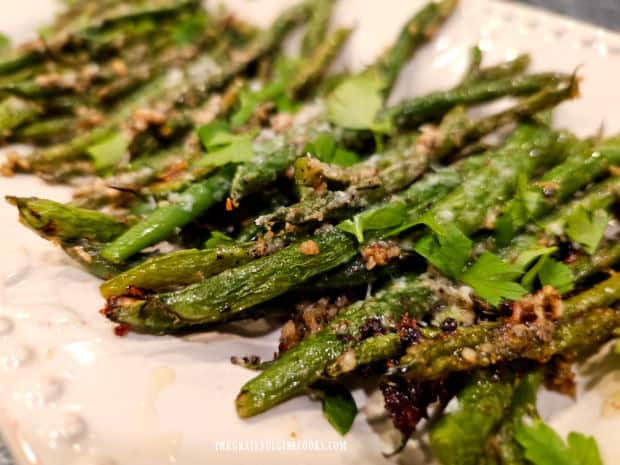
top-left (1, 1), bottom-right (620, 464)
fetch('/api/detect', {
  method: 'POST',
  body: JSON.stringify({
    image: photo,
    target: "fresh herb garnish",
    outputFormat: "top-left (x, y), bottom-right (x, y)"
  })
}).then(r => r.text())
top-left (515, 418), bottom-right (603, 465)
top-left (337, 201), bottom-right (406, 243)
top-left (537, 257), bottom-right (574, 294)
top-left (515, 246), bottom-right (559, 269)
top-left (320, 383), bottom-right (358, 436)
top-left (461, 252), bottom-right (528, 306)
top-left (197, 120), bottom-right (254, 167)
top-left (305, 133), bottom-right (360, 166)
top-left (325, 71), bottom-right (390, 132)
top-left (231, 57), bottom-right (299, 128)
top-left (172, 12), bottom-right (210, 45)
top-left (413, 215), bottom-right (472, 279)
top-left (86, 132), bottom-right (129, 171)
top-left (516, 246), bottom-right (575, 294)
top-left (198, 120), bottom-right (237, 149)
top-left (565, 206), bottom-right (609, 254)
top-left (204, 231), bottom-right (234, 249)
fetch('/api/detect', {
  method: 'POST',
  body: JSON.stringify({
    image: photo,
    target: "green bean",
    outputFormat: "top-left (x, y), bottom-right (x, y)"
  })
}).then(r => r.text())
top-left (386, 72), bottom-right (570, 130)
top-left (6, 196), bottom-right (127, 243)
top-left (235, 274), bottom-right (435, 417)
top-left (289, 27), bottom-right (352, 99)
top-left (398, 273), bottom-right (620, 380)
top-left (374, 0), bottom-right (459, 93)
top-left (103, 228), bottom-right (358, 332)
top-left (0, 97), bottom-right (41, 138)
top-left (496, 133), bottom-right (620, 244)
top-left (259, 78), bottom-right (576, 228)
top-left (100, 243), bottom-right (258, 297)
top-left (100, 167), bottom-right (234, 263)
top-left (300, 0), bottom-right (334, 56)
top-left (429, 370), bottom-right (517, 465)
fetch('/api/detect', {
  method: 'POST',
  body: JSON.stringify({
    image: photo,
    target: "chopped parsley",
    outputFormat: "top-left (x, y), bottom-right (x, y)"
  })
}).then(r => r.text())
top-left (325, 70), bottom-right (390, 132)
top-left (413, 215), bottom-right (472, 280)
top-left (320, 383), bottom-right (358, 436)
top-left (515, 418), bottom-right (603, 465)
top-left (231, 57), bottom-right (299, 128)
top-left (86, 132), bottom-right (129, 171)
top-left (565, 206), bottom-right (609, 254)
top-left (172, 11), bottom-right (210, 45)
top-left (305, 133), bottom-right (360, 166)
top-left (461, 251), bottom-right (528, 306)
top-left (516, 245), bottom-right (575, 294)
top-left (537, 257), bottom-right (574, 294)
top-left (197, 120), bottom-right (254, 167)
top-left (337, 201), bottom-right (406, 243)
top-left (204, 231), bottom-right (234, 249)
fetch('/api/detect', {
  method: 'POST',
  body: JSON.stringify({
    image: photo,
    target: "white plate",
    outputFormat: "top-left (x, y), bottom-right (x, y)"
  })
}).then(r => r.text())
top-left (1, 1), bottom-right (620, 464)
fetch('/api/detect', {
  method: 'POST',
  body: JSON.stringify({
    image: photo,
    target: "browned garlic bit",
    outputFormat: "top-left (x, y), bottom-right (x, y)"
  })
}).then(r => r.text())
top-left (300, 239), bottom-right (320, 255)
top-left (361, 241), bottom-right (401, 270)
top-left (131, 108), bottom-right (166, 132)
top-left (279, 296), bottom-right (349, 352)
top-left (509, 285), bottom-right (564, 324)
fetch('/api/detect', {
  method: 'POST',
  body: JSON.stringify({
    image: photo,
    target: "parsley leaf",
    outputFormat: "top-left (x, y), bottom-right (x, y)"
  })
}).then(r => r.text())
top-left (200, 139), bottom-right (253, 167)
top-left (337, 201), bottom-right (406, 243)
top-left (172, 12), bottom-right (210, 45)
top-left (516, 246), bottom-right (575, 294)
top-left (461, 252), bottom-right (528, 306)
top-left (325, 71), bottom-right (389, 131)
top-left (413, 216), bottom-right (473, 279)
top-left (332, 148), bottom-right (360, 166)
top-left (337, 216), bottom-right (364, 243)
top-left (515, 246), bottom-right (558, 270)
top-left (538, 257), bottom-right (574, 294)
top-left (231, 57), bottom-right (299, 128)
top-left (198, 120), bottom-right (235, 149)
top-left (520, 253), bottom-right (549, 291)
top-left (197, 120), bottom-right (254, 167)
top-left (204, 231), bottom-right (234, 249)
top-left (305, 132), bottom-right (336, 162)
top-left (305, 133), bottom-right (360, 167)
top-left (565, 207), bottom-right (609, 254)
top-left (567, 432), bottom-right (605, 465)
top-left (86, 132), bottom-right (129, 171)
top-left (515, 418), bottom-right (603, 465)
top-left (320, 383), bottom-right (358, 436)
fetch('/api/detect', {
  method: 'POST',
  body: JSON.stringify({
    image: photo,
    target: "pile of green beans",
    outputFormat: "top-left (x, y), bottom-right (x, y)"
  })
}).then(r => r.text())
top-left (4, 1), bottom-right (619, 462)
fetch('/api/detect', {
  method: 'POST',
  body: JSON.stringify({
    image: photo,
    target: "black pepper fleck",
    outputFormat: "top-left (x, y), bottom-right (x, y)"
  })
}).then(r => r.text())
top-left (440, 318), bottom-right (458, 333)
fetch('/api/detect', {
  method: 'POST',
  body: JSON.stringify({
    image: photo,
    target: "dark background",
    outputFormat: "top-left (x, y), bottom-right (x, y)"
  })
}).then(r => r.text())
top-left (520, 0), bottom-right (619, 31)
top-left (1, 1), bottom-right (618, 464)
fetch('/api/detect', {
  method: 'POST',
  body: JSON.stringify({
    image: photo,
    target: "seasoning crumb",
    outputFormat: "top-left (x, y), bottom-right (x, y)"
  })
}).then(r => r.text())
top-left (110, 58), bottom-right (128, 76)
top-left (602, 389), bottom-right (620, 417)
top-left (300, 240), bottom-right (320, 255)
top-left (114, 324), bottom-right (130, 337)
top-left (337, 349), bottom-right (357, 373)
top-left (361, 241), bottom-right (400, 270)
top-left (461, 347), bottom-right (478, 363)
top-left (71, 246), bottom-right (92, 263)
top-left (131, 107), bottom-right (166, 131)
